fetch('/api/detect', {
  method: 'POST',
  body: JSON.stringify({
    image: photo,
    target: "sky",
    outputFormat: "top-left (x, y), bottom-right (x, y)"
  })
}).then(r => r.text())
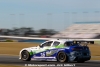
top-left (0, 0), bottom-right (100, 31)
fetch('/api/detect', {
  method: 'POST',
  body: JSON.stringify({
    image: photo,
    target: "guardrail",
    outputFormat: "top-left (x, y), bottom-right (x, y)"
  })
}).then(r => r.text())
top-left (0, 35), bottom-right (100, 41)
top-left (0, 35), bottom-right (50, 40)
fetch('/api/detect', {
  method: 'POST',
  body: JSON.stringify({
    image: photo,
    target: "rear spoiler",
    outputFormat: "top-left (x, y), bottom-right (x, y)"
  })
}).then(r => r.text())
top-left (73, 40), bottom-right (94, 44)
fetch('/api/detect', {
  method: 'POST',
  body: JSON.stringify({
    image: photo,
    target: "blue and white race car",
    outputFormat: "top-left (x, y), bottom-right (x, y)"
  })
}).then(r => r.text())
top-left (19, 39), bottom-right (93, 63)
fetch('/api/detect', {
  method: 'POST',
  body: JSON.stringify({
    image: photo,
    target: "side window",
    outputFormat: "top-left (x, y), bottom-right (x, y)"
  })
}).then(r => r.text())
top-left (53, 41), bottom-right (60, 46)
top-left (64, 42), bottom-right (73, 46)
top-left (42, 41), bottom-right (53, 47)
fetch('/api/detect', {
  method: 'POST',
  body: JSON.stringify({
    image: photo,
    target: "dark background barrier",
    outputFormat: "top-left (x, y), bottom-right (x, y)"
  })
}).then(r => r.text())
top-left (18, 39), bottom-right (47, 43)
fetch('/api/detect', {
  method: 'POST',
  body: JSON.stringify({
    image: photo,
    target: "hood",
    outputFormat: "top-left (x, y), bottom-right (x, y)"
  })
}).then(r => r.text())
top-left (23, 46), bottom-right (40, 51)
top-left (28, 46), bottom-right (40, 49)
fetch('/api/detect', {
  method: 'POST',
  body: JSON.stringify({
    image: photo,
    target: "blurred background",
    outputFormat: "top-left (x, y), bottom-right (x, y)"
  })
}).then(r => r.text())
top-left (0, 0), bottom-right (100, 64)
top-left (0, 0), bottom-right (100, 39)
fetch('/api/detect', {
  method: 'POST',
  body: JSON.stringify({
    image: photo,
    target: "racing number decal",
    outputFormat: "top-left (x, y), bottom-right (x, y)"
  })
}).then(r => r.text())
top-left (40, 52), bottom-right (45, 57)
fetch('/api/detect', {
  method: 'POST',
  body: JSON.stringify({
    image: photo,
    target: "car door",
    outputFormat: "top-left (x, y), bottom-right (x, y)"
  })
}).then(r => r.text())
top-left (44, 41), bottom-right (60, 58)
top-left (34, 41), bottom-right (53, 59)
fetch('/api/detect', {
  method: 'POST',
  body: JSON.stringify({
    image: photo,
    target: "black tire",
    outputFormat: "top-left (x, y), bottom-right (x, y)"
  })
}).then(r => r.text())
top-left (57, 51), bottom-right (68, 62)
top-left (21, 50), bottom-right (31, 61)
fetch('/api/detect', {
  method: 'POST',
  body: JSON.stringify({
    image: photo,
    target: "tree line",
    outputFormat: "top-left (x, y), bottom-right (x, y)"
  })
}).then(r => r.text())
top-left (0, 27), bottom-right (58, 37)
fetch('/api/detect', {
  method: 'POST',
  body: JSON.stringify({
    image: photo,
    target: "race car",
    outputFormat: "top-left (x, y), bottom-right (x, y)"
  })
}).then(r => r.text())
top-left (19, 39), bottom-right (93, 63)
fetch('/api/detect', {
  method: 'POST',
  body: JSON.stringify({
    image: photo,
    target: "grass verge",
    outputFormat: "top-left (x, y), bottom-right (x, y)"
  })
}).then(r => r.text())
top-left (0, 64), bottom-right (24, 67)
top-left (88, 44), bottom-right (100, 56)
top-left (91, 57), bottom-right (100, 60)
top-left (0, 42), bottom-right (38, 55)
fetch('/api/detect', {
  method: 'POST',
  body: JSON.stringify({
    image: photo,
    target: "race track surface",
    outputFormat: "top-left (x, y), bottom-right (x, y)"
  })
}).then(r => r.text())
top-left (0, 55), bottom-right (100, 67)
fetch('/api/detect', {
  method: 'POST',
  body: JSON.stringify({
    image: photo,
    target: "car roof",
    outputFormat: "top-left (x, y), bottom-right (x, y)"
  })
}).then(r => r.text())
top-left (48, 39), bottom-right (73, 43)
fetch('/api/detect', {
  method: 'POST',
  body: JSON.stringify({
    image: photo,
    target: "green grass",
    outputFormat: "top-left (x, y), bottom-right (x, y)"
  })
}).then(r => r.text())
top-left (95, 41), bottom-right (100, 45)
top-left (0, 64), bottom-right (24, 67)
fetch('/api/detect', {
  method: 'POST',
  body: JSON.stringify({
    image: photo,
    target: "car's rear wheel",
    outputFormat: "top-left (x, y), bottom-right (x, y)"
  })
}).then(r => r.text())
top-left (21, 50), bottom-right (31, 61)
top-left (57, 51), bottom-right (68, 62)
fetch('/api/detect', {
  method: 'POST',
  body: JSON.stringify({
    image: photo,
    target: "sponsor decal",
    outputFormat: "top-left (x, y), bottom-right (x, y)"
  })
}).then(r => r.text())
top-left (40, 52), bottom-right (45, 57)
top-left (29, 51), bottom-right (33, 55)
top-left (46, 50), bottom-right (57, 56)
top-left (69, 52), bottom-right (76, 61)
top-left (59, 49), bottom-right (65, 50)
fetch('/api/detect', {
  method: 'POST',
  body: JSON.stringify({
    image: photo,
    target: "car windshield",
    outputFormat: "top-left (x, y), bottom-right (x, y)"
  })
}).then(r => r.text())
top-left (64, 41), bottom-right (81, 46)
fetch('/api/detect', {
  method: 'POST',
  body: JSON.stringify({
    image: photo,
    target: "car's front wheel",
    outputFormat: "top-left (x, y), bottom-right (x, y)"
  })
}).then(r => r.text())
top-left (57, 51), bottom-right (68, 62)
top-left (21, 50), bottom-right (31, 61)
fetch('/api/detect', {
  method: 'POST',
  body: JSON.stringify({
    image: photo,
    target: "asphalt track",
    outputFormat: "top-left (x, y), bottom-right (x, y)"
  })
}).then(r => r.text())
top-left (0, 55), bottom-right (100, 67)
